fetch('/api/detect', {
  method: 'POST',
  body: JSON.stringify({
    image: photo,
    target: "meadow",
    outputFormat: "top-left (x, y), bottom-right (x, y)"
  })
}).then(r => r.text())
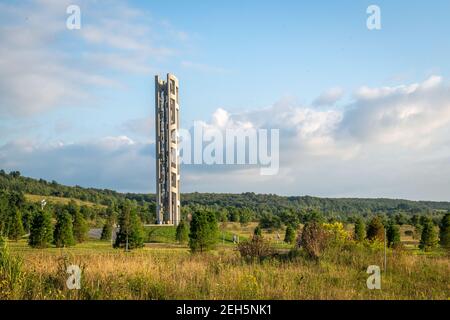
top-left (1, 223), bottom-right (449, 300)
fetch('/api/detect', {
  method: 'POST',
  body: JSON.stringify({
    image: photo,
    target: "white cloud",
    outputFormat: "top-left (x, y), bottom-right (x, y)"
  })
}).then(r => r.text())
top-left (1, 76), bottom-right (450, 200)
top-left (313, 87), bottom-right (344, 106)
top-left (0, 0), bottom-right (188, 117)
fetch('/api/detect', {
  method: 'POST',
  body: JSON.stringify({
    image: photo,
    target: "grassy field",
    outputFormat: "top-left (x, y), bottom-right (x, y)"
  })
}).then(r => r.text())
top-left (1, 223), bottom-right (449, 300)
top-left (25, 194), bottom-right (106, 209)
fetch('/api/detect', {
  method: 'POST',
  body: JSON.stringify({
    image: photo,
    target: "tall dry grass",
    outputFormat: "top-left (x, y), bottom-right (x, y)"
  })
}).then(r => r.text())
top-left (1, 240), bottom-right (449, 300)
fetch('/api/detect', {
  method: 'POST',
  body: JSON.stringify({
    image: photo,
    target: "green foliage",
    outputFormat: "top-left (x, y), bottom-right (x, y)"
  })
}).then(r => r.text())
top-left (53, 211), bottom-right (75, 248)
top-left (189, 210), bottom-right (218, 253)
top-left (259, 212), bottom-right (282, 230)
top-left (28, 210), bottom-right (53, 248)
top-left (284, 225), bottom-right (296, 244)
top-left (237, 235), bottom-right (273, 262)
top-left (114, 202), bottom-right (145, 250)
top-left (366, 216), bottom-right (385, 242)
top-left (0, 238), bottom-right (24, 299)
top-left (175, 220), bottom-right (189, 244)
top-left (354, 218), bottom-right (366, 241)
top-left (386, 221), bottom-right (401, 248)
top-left (298, 221), bottom-right (329, 259)
top-left (73, 211), bottom-right (88, 243)
top-left (439, 213), bottom-right (450, 249)
top-left (253, 225), bottom-right (262, 237)
top-left (419, 217), bottom-right (439, 251)
top-left (100, 220), bottom-right (113, 241)
top-left (7, 209), bottom-right (25, 241)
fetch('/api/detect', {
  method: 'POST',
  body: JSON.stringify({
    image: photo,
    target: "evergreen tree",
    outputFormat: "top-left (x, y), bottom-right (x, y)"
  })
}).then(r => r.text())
top-left (73, 211), bottom-right (88, 243)
top-left (8, 209), bottom-right (24, 241)
top-left (354, 218), bottom-right (366, 241)
top-left (254, 225), bottom-right (262, 237)
top-left (53, 211), bottom-right (75, 248)
top-left (114, 202), bottom-right (144, 250)
top-left (189, 210), bottom-right (218, 252)
top-left (419, 217), bottom-right (438, 251)
top-left (386, 221), bottom-right (401, 248)
top-left (28, 210), bottom-right (53, 248)
top-left (175, 220), bottom-right (189, 244)
top-left (439, 213), bottom-right (450, 249)
top-left (366, 216), bottom-right (385, 241)
top-left (100, 219), bottom-right (113, 241)
top-left (284, 225), bottom-right (296, 244)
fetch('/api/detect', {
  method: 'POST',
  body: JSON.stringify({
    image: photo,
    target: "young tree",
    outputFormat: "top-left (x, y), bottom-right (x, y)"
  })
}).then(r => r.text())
top-left (175, 220), bottom-right (189, 244)
top-left (53, 211), bottom-right (75, 248)
top-left (189, 210), bottom-right (218, 253)
top-left (8, 209), bottom-right (25, 241)
top-left (284, 225), bottom-right (296, 244)
top-left (100, 219), bottom-right (113, 241)
top-left (439, 213), bottom-right (450, 249)
top-left (298, 221), bottom-right (329, 259)
top-left (114, 202), bottom-right (144, 250)
top-left (386, 221), bottom-right (401, 248)
top-left (73, 211), bottom-right (88, 243)
top-left (354, 218), bottom-right (366, 241)
top-left (419, 217), bottom-right (439, 251)
top-left (366, 216), bottom-right (385, 242)
top-left (28, 210), bottom-right (53, 248)
top-left (254, 225), bottom-right (262, 237)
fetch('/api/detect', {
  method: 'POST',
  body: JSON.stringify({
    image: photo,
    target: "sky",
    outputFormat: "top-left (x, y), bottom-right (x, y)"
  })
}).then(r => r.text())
top-left (1, 0), bottom-right (450, 200)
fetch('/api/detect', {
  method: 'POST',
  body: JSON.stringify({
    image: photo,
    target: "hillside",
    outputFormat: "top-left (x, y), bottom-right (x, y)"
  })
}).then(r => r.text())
top-left (1, 170), bottom-right (449, 219)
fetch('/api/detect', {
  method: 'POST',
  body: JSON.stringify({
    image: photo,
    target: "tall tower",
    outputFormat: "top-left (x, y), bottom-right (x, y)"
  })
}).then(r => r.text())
top-left (155, 74), bottom-right (180, 225)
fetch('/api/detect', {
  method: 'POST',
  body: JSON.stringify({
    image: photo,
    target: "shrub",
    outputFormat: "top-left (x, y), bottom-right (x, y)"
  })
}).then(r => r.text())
top-left (322, 222), bottom-right (350, 245)
top-left (237, 235), bottom-right (273, 262)
top-left (297, 221), bottom-right (329, 259)
top-left (254, 225), bottom-right (262, 237)
top-left (53, 211), bottom-right (75, 248)
top-left (354, 218), bottom-right (366, 241)
top-left (189, 210), bottom-right (218, 253)
top-left (100, 220), bottom-right (113, 241)
top-left (387, 222), bottom-right (401, 248)
top-left (439, 213), bottom-right (450, 249)
top-left (419, 218), bottom-right (438, 251)
top-left (284, 225), bottom-right (296, 244)
top-left (28, 210), bottom-right (53, 248)
top-left (114, 202), bottom-right (145, 250)
top-left (175, 220), bottom-right (189, 244)
top-left (366, 217), bottom-right (385, 242)
top-left (7, 209), bottom-right (24, 241)
top-left (73, 211), bottom-right (88, 243)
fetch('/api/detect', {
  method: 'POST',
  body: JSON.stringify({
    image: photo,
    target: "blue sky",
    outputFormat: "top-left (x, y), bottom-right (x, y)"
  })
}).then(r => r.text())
top-left (1, 0), bottom-right (450, 200)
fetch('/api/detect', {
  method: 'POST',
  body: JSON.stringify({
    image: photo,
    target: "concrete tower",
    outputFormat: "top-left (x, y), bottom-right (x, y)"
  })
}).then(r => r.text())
top-left (155, 74), bottom-right (180, 225)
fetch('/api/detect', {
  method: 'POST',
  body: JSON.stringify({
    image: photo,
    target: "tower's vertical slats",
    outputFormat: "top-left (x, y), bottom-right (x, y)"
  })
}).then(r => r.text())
top-left (155, 74), bottom-right (180, 226)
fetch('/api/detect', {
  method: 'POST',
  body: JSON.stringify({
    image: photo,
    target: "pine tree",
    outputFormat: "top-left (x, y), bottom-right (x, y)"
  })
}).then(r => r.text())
top-left (114, 202), bottom-right (144, 250)
top-left (439, 213), bottom-right (450, 249)
top-left (175, 220), bottom-right (189, 244)
top-left (419, 217), bottom-right (439, 251)
top-left (366, 216), bottom-right (385, 242)
top-left (386, 221), bottom-right (401, 248)
top-left (284, 225), bottom-right (296, 244)
top-left (100, 219), bottom-right (113, 241)
top-left (73, 211), bottom-right (88, 243)
top-left (29, 210), bottom-right (53, 248)
top-left (254, 225), bottom-right (262, 237)
top-left (189, 210), bottom-right (218, 253)
top-left (8, 208), bottom-right (24, 241)
top-left (354, 218), bottom-right (366, 241)
top-left (53, 211), bottom-right (75, 248)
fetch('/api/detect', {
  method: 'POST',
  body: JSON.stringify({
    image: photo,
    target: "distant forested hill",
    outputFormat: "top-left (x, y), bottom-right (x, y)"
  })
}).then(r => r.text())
top-left (1, 170), bottom-right (449, 219)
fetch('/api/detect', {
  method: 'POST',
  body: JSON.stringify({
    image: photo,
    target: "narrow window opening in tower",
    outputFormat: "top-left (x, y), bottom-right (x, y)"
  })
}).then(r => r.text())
top-left (170, 98), bottom-right (176, 124)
